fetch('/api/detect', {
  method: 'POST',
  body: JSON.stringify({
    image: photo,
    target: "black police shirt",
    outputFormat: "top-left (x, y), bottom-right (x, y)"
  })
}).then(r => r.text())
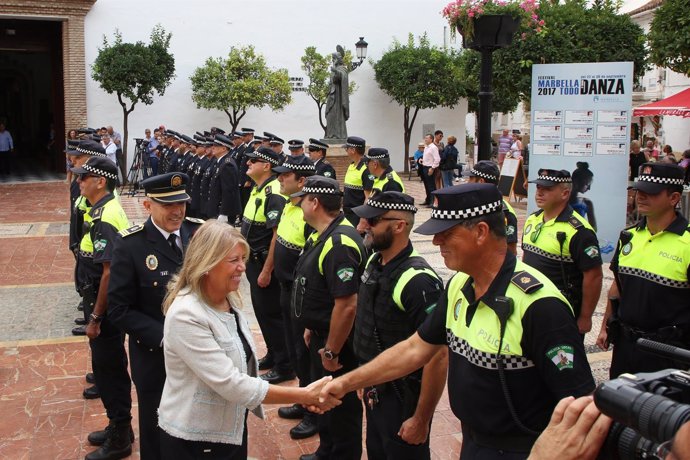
top-left (322, 235), bottom-right (362, 299)
top-left (417, 252), bottom-right (595, 437)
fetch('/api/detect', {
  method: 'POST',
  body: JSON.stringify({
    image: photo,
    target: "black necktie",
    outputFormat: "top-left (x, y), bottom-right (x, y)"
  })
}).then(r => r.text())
top-left (168, 234), bottom-right (182, 259)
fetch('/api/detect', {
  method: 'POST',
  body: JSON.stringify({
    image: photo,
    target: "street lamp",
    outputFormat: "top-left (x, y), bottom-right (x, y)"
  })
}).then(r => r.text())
top-left (351, 36), bottom-right (368, 71)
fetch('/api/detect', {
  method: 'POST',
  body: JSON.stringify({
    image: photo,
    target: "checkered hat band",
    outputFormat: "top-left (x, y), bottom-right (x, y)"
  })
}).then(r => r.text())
top-left (216, 140), bottom-right (232, 148)
top-left (538, 174), bottom-right (571, 183)
top-left (431, 199), bottom-right (502, 220)
top-left (283, 163), bottom-right (316, 172)
top-left (471, 169), bottom-right (497, 181)
top-left (77, 147), bottom-right (106, 157)
top-left (366, 199), bottom-right (417, 213)
top-left (447, 330), bottom-right (534, 370)
top-left (346, 142), bottom-right (364, 148)
top-left (618, 266), bottom-right (690, 289)
top-left (309, 143), bottom-right (327, 150)
top-left (83, 163), bottom-right (117, 180)
top-left (637, 175), bottom-right (684, 186)
top-left (366, 153), bottom-right (387, 159)
top-left (254, 151), bottom-right (280, 165)
top-left (302, 186), bottom-right (340, 195)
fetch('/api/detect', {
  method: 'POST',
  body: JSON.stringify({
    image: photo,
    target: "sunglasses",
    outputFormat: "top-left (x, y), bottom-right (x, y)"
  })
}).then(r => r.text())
top-left (248, 158), bottom-right (268, 164)
top-left (366, 216), bottom-right (405, 227)
top-left (78, 173), bottom-right (101, 181)
top-left (529, 222), bottom-right (543, 243)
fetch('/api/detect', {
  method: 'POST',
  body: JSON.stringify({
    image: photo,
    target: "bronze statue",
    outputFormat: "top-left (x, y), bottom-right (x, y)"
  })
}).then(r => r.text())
top-left (324, 45), bottom-right (349, 140)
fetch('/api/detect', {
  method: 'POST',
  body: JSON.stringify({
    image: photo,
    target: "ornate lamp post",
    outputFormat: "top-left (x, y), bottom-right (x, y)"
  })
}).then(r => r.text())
top-left (461, 15), bottom-right (519, 161)
top-left (351, 37), bottom-right (368, 71)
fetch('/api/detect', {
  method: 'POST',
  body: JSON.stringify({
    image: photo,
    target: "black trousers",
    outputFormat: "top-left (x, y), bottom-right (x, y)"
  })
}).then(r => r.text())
top-left (136, 387), bottom-right (163, 460)
top-left (280, 281), bottom-right (311, 386)
top-left (365, 387), bottom-right (430, 460)
top-left (159, 418), bottom-right (247, 460)
top-left (240, 186), bottom-right (251, 211)
top-left (245, 256), bottom-right (291, 373)
top-left (309, 333), bottom-right (362, 460)
top-left (0, 152), bottom-right (11, 175)
top-left (610, 336), bottom-right (687, 378)
top-left (89, 319), bottom-right (132, 424)
top-left (421, 166), bottom-right (436, 204)
top-left (460, 434), bottom-right (529, 460)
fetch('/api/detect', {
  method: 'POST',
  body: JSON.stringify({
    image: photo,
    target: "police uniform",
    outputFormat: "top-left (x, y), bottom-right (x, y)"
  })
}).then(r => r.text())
top-left (309, 138), bottom-right (336, 179)
top-left (522, 170), bottom-right (602, 319)
top-left (608, 163), bottom-right (690, 377)
top-left (343, 136), bottom-right (374, 226)
top-left (188, 148), bottom-right (211, 218)
top-left (366, 148), bottom-right (405, 195)
top-left (108, 173), bottom-right (202, 460)
top-left (72, 157), bottom-right (133, 459)
top-left (199, 156), bottom-right (218, 219)
top-left (272, 155), bottom-right (316, 393)
top-left (291, 177), bottom-right (366, 459)
top-left (240, 147), bottom-right (292, 377)
top-left (352, 192), bottom-right (443, 459)
top-left (414, 184), bottom-right (594, 458)
top-left (208, 135), bottom-right (241, 221)
top-left (462, 161), bottom-right (519, 246)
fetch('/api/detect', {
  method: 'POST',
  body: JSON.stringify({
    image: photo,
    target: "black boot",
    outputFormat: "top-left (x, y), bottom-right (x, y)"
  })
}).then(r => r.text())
top-left (87, 423), bottom-right (135, 446)
top-left (85, 421), bottom-right (133, 460)
top-left (83, 385), bottom-right (100, 400)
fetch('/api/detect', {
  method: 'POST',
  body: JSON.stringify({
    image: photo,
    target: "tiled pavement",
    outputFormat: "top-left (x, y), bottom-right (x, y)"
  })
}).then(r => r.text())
top-left (0, 175), bottom-right (612, 459)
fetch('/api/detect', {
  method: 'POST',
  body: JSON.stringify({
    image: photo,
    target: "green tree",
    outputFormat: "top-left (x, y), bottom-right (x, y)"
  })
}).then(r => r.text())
top-left (459, 0), bottom-right (648, 115)
top-left (91, 25), bottom-right (175, 177)
top-left (300, 46), bottom-right (357, 136)
top-left (373, 33), bottom-right (466, 167)
top-left (649, 0), bottom-right (690, 76)
top-left (190, 46), bottom-right (292, 132)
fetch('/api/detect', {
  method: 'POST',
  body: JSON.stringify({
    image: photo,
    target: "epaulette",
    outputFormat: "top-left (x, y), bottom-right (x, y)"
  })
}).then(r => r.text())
top-left (386, 172), bottom-right (394, 180)
top-left (119, 224), bottom-right (144, 237)
top-left (90, 206), bottom-right (104, 221)
top-left (185, 217), bottom-right (205, 224)
top-left (568, 216), bottom-right (583, 229)
top-left (511, 271), bottom-right (543, 294)
top-left (265, 186), bottom-right (272, 195)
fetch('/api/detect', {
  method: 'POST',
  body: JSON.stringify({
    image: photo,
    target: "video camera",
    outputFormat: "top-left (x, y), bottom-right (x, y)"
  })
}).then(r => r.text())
top-left (134, 138), bottom-right (150, 146)
top-left (594, 339), bottom-right (690, 459)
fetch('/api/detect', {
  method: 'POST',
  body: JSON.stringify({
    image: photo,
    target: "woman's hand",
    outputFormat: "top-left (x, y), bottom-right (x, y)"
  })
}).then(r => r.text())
top-left (303, 376), bottom-right (341, 413)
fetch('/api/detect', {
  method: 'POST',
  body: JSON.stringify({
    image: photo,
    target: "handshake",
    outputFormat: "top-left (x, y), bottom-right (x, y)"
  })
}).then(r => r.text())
top-left (298, 375), bottom-right (349, 414)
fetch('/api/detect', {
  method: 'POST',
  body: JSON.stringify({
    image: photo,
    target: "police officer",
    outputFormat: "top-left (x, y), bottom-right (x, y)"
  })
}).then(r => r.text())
top-left (522, 169), bottom-right (603, 335)
top-left (272, 155), bottom-right (319, 440)
top-left (308, 138), bottom-right (336, 179)
top-left (287, 139), bottom-right (305, 157)
top-left (598, 163), bottom-right (690, 377)
top-left (343, 136), bottom-right (374, 226)
top-left (291, 176), bottom-right (366, 460)
top-left (241, 146), bottom-right (294, 382)
top-left (108, 173), bottom-right (203, 460)
top-left (208, 134), bottom-right (241, 223)
top-left (352, 192), bottom-right (446, 459)
top-left (72, 156), bottom-right (133, 460)
top-left (365, 147), bottom-right (405, 194)
top-left (322, 183), bottom-right (595, 459)
top-left (236, 128), bottom-right (255, 209)
top-left (199, 137), bottom-right (219, 219)
top-left (463, 160), bottom-right (519, 254)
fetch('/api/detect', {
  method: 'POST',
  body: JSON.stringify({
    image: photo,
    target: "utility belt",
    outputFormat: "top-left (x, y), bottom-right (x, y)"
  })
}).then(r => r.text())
top-left (248, 249), bottom-right (269, 265)
top-left (363, 375), bottom-right (421, 417)
top-left (607, 317), bottom-right (689, 345)
top-left (461, 425), bottom-right (537, 453)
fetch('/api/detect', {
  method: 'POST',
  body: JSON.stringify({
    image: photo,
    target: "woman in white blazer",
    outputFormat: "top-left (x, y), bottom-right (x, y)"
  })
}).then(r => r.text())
top-left (158, 220), bottom-right (337, 459)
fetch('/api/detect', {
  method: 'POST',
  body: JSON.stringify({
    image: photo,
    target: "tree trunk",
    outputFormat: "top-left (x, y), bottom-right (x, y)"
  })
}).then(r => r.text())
top-left (317, 102), bottom-right (326, 137)
top-left (226, 108), bottom-right (246, 133)
top-left (402, 106), bottom-right (420, 173)
top-left (117, 93), bottom-right (135, 185)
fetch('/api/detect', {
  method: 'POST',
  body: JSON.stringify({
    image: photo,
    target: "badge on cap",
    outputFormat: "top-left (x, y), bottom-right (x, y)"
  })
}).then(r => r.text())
top-left (642, 165), bottom-right (653, 175)
top-left (146, 254), bottom-right (159, 271)
top-left (172, 175), bottom-right (182, 187)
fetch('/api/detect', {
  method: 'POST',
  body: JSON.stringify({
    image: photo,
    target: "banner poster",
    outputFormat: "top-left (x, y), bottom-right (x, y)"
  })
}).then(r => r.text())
top-left (529, 62), bottom-right (633, 262)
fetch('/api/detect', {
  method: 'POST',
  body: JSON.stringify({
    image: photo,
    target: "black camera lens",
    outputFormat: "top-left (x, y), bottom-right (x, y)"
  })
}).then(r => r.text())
top-left (603, 423), bottom-right (661, 460)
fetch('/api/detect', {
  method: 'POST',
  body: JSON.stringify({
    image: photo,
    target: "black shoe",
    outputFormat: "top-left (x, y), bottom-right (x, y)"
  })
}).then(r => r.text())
top-left (86, 372), bottom-right (95, 384)
top-left (85, 421), bottom-right (132, 460)
top-left (290, 415), bottom-right (318, 440)
top-left (278, 403), bottom-right (305, 420)
top-left (260, 369), bottom-right (295, 384)
top-left (88, 424), bottom-right (135, 446)
top-left (72, 325), bottom-right (86, 336)
top-left (77, 300), bottom-right (84, 311)
top-left (83, 385), bottom-right (100, 400)
top-left (258, 355), bottom-right (274, 371)
top-left (74, 317), bottom-right (87, 325)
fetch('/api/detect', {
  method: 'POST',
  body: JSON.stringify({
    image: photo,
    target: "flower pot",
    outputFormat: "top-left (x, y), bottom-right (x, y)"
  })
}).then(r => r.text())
top-left (460, 14), bottom-right (520, 50)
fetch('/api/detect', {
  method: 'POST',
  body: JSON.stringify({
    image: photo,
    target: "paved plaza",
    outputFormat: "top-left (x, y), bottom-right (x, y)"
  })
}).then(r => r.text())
top-left (0, 175), bottom-right (613, 459)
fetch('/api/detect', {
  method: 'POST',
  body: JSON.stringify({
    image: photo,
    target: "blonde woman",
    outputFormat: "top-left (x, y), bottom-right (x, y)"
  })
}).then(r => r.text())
top-left (158, 220), bottom-right (337, 459)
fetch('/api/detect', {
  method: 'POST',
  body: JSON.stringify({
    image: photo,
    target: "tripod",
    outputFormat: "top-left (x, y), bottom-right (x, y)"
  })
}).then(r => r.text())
top-left (120, 139), bottom-right (150, 196)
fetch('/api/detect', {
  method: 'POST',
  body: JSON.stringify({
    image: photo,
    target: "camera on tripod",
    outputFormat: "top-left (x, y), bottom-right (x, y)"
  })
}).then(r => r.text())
top-left (594, 339), bottom-right (690, 459)
top-left (134, 138), bottom-right (150, 146)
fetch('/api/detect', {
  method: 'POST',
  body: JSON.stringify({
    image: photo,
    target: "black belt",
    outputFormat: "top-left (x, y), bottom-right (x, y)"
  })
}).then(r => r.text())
top-left (462, 426), bottom-right (537, 452)
top-left (620, 322), bottom-right (687, 343)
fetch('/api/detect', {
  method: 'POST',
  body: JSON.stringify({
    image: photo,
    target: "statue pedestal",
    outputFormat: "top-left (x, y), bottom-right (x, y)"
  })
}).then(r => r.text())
top-left (325, 144), bottom-right (350, 185)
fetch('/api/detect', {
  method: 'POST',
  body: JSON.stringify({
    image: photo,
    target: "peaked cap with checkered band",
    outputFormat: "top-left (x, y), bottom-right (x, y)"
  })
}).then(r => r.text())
top-left (631, 162), bottom-right (685, 194)
top-left (353, 191), bottom-right (417, 219)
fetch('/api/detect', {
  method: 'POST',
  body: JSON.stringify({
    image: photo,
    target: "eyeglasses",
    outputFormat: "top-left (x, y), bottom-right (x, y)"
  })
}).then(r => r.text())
top-left (529, 222), bottom-right (543, 243)
top-left (366, 216), bottom-right (405, 227)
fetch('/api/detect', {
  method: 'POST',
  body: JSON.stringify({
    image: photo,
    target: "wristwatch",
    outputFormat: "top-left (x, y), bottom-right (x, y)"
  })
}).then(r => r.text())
top-left (323, 348), bottom-right (339, 360)
top-left (89, 313), bottom-right (103, 324)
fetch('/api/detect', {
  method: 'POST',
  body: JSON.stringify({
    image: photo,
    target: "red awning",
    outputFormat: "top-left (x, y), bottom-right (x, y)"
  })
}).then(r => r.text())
top-left (633, 88), bottom-right (690, 118)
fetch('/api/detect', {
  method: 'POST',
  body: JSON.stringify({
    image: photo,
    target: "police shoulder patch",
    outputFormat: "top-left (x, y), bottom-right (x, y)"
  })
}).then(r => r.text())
top-left (337, 267), bottom-right (355, 282)
top-left (119, 224), bottom-right (144, 237)
top-left (324, 171), bottom-right (333, 177)
top-left (546, 345), bottom-right (574, 371)
top-left (91, 206), bottom-right (104, 221)
top-left (185, 217), bottom-right (205, 224)
top-left (510, 271), bottom-right (543, 294)
top-left (568, 216), bottom-right (583, 229)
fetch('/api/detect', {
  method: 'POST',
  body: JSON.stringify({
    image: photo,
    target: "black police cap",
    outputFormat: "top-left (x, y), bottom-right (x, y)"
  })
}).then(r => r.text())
top-left (308, 138), bottom-right (329, 151)
top-left (245, 146), bottom-right (283, 166)
top-left (365, 148), bottom-right (389, 160)
top-left (529, 169), bottom-right (572, 186)
top-left (353, 191), bottom-right (417, 219)
top-left (631, 162), bottom-right (685, 194)
top-left (141, 172), bottom-right (191, 203)
top-left (71, 156), bottom-right (118, 180)
top-left (273, 154), bottom-right (316, 174)
top-left (288, 139), bottom-right (305, 150)
top-left (346, 136), bottom-right (366, 149)
top-left (291, 176), bottom-right (342, 198)
top-left (77, 140), bottom-right (107, 158)
top-left (462, 160), bottom-right (500, 184)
